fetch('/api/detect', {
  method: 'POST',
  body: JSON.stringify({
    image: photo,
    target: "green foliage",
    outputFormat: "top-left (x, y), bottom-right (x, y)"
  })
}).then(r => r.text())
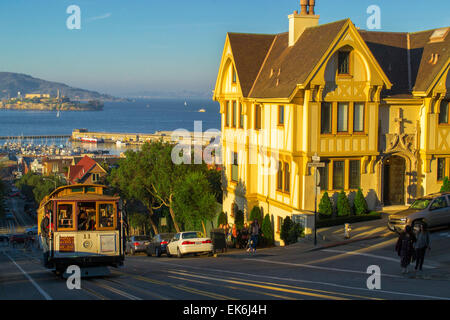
top-left (217, 211), bottom-right (228, 227)
top-left (109, 141), bottom-right (222, 234)
top-left (128, 212), bottom-right (150, 235)
top-left (249, 206), bottom-right (263, 223)
top-left (317, 212), bottom-right (382, 228)
top-left (353, 188), bottom-right (368, 215)
top-left (441, 177), bottom-right (450, 192)
top-left (234, 210), bottom-right (244, 230)
top-left (318, 192), bottom-right (333, 217)
top-left (15, 173), bottom-right (65, 204)
top-left (261, 214), bottom-right (274, 246)
top-left (173, 171), bottom-right (217, 232)
top-left (337, 190), bottom-right (352, 217)
top-left (204, 168), bottom-right (223, 204)
top-left (280, 216), bottom-right (304, 245)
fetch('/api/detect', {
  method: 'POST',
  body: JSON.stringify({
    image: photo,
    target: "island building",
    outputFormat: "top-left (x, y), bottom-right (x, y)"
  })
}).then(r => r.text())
top-left (213, 0), bottom-right (450, 245)
top-left (25, 94), bottom-right (50, 99)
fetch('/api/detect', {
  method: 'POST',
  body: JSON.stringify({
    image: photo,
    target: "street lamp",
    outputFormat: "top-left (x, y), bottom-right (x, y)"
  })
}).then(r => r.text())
top-left (42, 178), bottom-right (57, 191)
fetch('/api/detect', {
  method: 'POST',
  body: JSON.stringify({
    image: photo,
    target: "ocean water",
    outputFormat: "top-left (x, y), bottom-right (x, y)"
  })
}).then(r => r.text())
top-left (0, 99), bottom-right (221, 137)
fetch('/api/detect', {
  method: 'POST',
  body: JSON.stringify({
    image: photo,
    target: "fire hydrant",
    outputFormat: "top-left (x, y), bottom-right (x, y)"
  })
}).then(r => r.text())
top-left (344, 223), bottom-right (352, 239)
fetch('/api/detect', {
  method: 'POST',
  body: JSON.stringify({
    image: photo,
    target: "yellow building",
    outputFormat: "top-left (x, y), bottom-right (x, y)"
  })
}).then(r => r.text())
top-left (213, 2), bottom-right (450, 245)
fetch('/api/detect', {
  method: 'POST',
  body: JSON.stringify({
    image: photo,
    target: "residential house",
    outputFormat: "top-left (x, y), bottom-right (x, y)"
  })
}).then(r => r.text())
top-left (213, 1), bottom-right (450, 244)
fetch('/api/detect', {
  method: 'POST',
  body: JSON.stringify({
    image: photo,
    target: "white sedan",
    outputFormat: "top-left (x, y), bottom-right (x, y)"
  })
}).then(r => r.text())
top-left (166, 231), bottom-right (214, 258)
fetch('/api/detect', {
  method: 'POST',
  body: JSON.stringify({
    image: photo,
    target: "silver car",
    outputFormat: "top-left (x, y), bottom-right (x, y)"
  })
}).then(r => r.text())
top-left (388, 193), bottom-right (450, 232)
top-left (125, 235), bottom-right (151, 255)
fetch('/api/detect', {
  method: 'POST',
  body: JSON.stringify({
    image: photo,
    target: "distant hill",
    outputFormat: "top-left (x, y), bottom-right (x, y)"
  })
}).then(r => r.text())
top-left (0, 72), bottom-right (123, 101)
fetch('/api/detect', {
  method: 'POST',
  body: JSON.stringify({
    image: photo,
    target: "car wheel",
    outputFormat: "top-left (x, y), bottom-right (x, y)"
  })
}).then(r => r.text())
top-left (156, 247), bottom-right (161, 257)
top-left (413, 220), bottom-right (424, 233)
top-left (177, 247), bottom-right (183, 258)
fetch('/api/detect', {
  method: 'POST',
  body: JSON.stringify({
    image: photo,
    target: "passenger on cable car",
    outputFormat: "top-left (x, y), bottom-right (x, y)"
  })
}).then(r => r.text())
top-left (78, 211), bottom-right (87, 230)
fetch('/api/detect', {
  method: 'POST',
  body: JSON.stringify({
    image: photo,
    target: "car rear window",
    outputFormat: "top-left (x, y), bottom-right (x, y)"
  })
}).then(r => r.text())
top-left (182, 232), bottom-right (202, 239)
top-left (160, 234), bottom-right (174, 240)
top-left (134, 236), bottom-right (150, 241)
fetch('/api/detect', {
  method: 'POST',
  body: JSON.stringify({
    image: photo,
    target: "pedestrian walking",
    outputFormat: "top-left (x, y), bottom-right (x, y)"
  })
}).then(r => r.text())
top-left (239, 223), bottom-right (249, 249)
top-left (414, 223), bottom-right (431, 276)
top-left (249, 219), bottom-right (260, 254)
top-left (395, 226), bottom-right (416, 274)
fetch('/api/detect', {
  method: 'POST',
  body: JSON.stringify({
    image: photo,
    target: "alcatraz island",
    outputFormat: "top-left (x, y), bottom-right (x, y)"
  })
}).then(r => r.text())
top-left (0, 92), bottom-right (103, 111)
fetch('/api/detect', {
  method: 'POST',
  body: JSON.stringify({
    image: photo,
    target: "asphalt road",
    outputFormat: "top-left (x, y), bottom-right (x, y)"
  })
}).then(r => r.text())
top-left (1, 232), bottom-right (450, 301)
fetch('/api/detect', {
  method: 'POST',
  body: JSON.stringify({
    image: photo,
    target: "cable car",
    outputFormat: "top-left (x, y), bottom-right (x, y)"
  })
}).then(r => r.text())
top-left (37, 184), bottom-right (125, 276)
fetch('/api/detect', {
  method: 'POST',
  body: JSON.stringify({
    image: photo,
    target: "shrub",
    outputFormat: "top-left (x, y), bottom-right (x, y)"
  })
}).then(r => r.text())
top-left (261, 214), bottom-right (274, 246)
top-left (353, 188), bottom-right (368, 215)
top-left (280, 217), bottom-right (304, 245)
top-left (318, 192), bottom-right (333, 217)
top-left (234, 210), bottom-right (244, 230)
top-left (249, 206), bottom-right (263, 224)
top-left (217, 211), bottom-right (228, 227)
top-left (441, 177), bottom-right (450, 192)
top-left (337, 190), bottom-right (352, 217)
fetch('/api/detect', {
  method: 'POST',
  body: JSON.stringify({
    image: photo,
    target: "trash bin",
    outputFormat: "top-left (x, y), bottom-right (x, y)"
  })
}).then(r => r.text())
top-left (210, 229), bottom-right (227, 253)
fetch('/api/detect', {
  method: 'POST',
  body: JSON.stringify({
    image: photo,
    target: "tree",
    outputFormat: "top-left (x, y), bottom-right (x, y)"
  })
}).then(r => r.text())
top-left (109, 148), bottom-right (161, 234)
top-left (318, 192), bottom-right (333, 217)
top-left (441, 177), bottom-right (450, 192)
top-left (280, 216), bottom-right (294, 245)
top-left (217, 211), bottom-right (228, 227)
top-left (16, 173), bottom-right (66, 204)
top-left (173, 171), bottom-right (217, 235)
top-left (261, 214), bottom-right (274, 246)
top-left (204, 168), bottom-right (223, 204)
top-left (337, 190), bottom-right (352, 217)
top-left (234, 210), bottom-right (244, 230)
top-left (354, 188), bottom-right (368, 215)
top-left (249, 206), bottom-right (263, 224)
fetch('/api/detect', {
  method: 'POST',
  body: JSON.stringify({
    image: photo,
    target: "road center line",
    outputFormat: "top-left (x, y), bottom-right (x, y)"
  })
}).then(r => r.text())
top-left (4, 252), bottom-right (52, 300)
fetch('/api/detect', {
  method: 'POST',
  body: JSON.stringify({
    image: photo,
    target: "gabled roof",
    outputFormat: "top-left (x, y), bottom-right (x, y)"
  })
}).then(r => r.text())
top-left (224, 19), bottom-right (449, 100)
top-left (67, 155), bottom-right (104, 184)
top-left (249, 19), bottom-right (348, 98)
top-left (228, 33), bottom-right (276, 97)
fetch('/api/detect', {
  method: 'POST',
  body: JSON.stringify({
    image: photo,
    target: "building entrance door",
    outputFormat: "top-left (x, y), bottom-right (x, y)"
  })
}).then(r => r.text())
top-left (383, 156), bottom-right (406, 205)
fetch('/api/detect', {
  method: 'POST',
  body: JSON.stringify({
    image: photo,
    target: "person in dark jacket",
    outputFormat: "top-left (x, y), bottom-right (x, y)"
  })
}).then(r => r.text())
top-left (40, 210), bottom-right (51, 267)
top-left (414, 223), bottom-right (431, 275)
top-left (249, 219), bottom-right (260, 254)
top-left (395, 226), bottom-right (416, 274)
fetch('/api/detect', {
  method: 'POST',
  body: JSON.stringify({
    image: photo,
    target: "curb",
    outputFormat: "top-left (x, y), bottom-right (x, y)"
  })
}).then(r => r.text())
top-left (307, 235), bottom-right (383, 252)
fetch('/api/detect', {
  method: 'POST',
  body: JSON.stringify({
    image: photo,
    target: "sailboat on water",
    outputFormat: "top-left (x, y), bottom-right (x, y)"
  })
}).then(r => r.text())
top-left (184, 100), bottom-right (188, 107)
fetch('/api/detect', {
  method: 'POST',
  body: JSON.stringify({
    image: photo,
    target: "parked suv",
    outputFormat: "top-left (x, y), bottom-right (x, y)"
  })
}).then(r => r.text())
top-left (388, 192), bottom-right (450, 232)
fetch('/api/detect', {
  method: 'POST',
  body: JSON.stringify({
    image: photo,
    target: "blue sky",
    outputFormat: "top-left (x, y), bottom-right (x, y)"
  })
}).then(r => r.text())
top-left (0, 0), bottom-right (448, 97)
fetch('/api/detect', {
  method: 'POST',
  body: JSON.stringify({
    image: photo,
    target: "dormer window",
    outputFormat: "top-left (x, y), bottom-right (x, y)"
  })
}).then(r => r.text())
top-left (338, 51), bottom-right (350, 75)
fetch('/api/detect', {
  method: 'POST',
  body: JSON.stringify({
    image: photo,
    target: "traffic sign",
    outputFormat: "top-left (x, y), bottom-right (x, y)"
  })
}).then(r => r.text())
top-left (312, 154), bottom-right (321, 162)
top-left (308, 162), bottom-right (325, 168)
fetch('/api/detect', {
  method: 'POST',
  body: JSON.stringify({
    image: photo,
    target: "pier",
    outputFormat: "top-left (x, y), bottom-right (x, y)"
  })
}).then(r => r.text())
top-left (0, 135), bottom-right (71, 140)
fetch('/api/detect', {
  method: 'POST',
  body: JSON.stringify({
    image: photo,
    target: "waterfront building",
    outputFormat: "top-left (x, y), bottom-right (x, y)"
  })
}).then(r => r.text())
top-left (213, 1), bottom-right (450, 245)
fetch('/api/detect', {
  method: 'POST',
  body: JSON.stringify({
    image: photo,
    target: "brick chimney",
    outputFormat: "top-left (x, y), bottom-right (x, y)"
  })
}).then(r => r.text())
top-left (289, 0), bottom-right (320, 47)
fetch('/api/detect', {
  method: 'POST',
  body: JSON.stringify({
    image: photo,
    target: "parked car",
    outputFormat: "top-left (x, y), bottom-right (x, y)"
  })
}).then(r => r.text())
top-left (125, 235), bottom-right (152, 255)
top-left (146, 233), bottom-right (175, 257)
top-left (26, 226), bottom-right (38, 235)
top-left (388, 192), bottom-right (450, 233)
top-left (166, 231), bottom-right (214, 258)
top-left (9, 234), bottom-right (33, 246)
top-left (9, 192), bottom-right (20, 198)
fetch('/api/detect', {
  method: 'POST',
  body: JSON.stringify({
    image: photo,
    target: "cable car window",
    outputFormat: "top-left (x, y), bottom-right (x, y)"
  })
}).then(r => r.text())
top-left (99, 203), bottom-right (115, 229)
top-left (57, 204), bottom-right (74, 230)
top-left (78, 202), bottom-right (96, 231)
